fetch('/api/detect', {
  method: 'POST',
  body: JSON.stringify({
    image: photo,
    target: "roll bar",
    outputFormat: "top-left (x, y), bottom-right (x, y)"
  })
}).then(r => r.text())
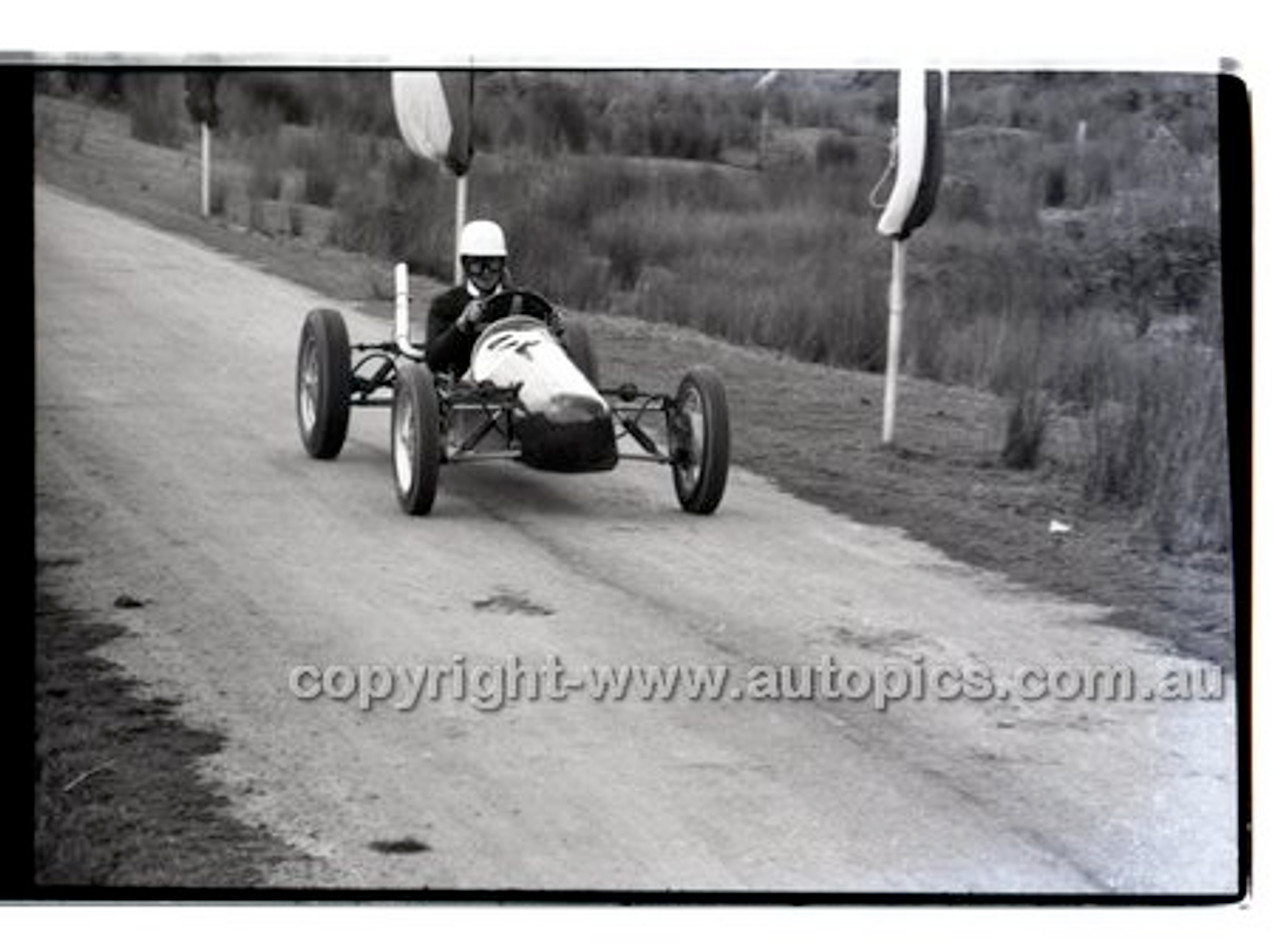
top-left (393, 262), bottom-right (421, 358)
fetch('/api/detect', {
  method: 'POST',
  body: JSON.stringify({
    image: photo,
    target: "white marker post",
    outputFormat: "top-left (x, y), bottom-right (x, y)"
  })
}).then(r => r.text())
top-left (200, 121), bottom-right (211, 217)
top-left (454, 173), bottom-right (468, 284)
top-left (393, 262), bottom-right (418, 356)
top-left (874, 68), bottom-right (946, 446)
top-left (753, 71), bottom-right (780, 170)
top-left (882, 238), bottom-right (907, 444)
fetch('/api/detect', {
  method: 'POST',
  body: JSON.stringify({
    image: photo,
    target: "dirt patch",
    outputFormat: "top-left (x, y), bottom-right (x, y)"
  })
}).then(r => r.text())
top-left (368, 838), bottom-right (431, 855)
top-left (472, 590), bottom-right (556, 617)
top-left (33, 95), bottom-right (1238, 674)
top-left (35, 559), bottom-right (305, 888)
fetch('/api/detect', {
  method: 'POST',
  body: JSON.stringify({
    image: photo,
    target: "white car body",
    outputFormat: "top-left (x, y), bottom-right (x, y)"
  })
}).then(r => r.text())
top-left (470, 316), bottom-right (617, 472)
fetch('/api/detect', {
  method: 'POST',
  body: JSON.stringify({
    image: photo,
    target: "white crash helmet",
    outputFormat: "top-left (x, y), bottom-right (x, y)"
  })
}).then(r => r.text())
top-left (459, 219), bottom-right (507, 259)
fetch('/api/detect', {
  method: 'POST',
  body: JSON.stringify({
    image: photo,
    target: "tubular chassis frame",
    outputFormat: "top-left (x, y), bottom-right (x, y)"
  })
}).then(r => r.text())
top-left (348, 341), bottom-right (689, 467)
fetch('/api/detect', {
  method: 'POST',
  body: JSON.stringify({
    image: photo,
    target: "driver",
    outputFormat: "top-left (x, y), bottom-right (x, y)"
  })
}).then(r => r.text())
top-left (424, 219), bottom-right (513, 378)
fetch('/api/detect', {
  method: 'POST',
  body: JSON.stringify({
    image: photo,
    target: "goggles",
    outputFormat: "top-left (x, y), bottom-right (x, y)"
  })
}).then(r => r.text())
top-left (464, 257), bottom-right (506, 275)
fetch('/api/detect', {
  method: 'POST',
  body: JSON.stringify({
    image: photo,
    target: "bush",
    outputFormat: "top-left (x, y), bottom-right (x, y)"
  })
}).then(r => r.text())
top-left (815, 133), bottom-right (860, 172)
top-left (330, 174), bottom-right (393, 257)
top-left (122, 73), bottom-right (187, 148)
top-left (284, 128), bottom-right (352, 207)
top-left (228, 74), bottom-right (312, 126)
top-left (208, 174), bottom-right (229, 216)
top-left (54, 71), bottom-right (124, 104)
top-left (1001, 387), bottom-right (1049, 469)
top-left (1083, 346), bottom-right (1230, 552)
top-left (1059, 190), bottom-right (1221, 337)
top-left (527, 80), bottom-right (590, 154)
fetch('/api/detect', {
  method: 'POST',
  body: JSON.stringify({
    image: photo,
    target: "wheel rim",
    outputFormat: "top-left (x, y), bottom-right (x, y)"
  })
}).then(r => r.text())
top-left (393, 386), bottom-right (417, 496)
top-left (298, 335), bottom-right (320, 434)
top-left (675, 386), bottom-right (706, 495)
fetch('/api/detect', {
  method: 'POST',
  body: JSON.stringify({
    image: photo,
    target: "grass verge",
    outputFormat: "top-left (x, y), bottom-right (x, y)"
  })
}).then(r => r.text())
top-left (35, 560), bottom-right (304, 888)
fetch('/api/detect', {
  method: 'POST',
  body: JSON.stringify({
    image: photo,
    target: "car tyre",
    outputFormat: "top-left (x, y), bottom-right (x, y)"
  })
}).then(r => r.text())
top-left (296, 308), bottom-right (351, 459)
top-left (670, 365), bottom-right (730, 514)
top-left (392, 362), bottom-right (441, 516)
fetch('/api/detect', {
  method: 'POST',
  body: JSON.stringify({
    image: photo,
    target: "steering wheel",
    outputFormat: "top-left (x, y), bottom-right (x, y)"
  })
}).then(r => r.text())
top-left (474, 289), bottom-right (557, 327)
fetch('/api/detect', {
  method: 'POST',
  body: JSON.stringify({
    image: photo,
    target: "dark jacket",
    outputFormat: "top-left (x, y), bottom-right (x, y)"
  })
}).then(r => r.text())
top-left (424, 285), bottom-right (477, 378)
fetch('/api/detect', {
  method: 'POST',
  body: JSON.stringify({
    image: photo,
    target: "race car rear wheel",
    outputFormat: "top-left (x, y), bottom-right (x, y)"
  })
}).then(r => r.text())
top-left (391, 362), bottom-right (441, 516)
top-left (296, 308), bottom-right (351, 459)
top-left (562, 320), bottom-right (599, 386)
top-left (670, 365), bottom-right (730, 514)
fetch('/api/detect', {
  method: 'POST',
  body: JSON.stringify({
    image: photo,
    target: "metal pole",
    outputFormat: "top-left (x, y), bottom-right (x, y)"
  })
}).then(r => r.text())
top-left (454, 173), bottom-right (468, 284)
top-left (882, 237), bottom-right (906, 445)
top-left (200, 122), bottom-right (211, 217)
top-left (393, 262), bottom-right (417, 357)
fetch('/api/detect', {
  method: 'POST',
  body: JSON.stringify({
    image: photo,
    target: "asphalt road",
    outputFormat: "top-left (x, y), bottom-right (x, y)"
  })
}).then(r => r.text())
top-left (34, 184), bottom-right (1238, 893)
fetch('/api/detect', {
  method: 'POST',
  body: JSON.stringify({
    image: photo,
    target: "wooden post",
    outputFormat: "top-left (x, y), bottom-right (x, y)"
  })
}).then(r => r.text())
top-left (454, 173), bottom-right (469, 284)
top-left (881, 238), bottom-right (907, 445)
top-left (200, 122), bottom-right (211, 217)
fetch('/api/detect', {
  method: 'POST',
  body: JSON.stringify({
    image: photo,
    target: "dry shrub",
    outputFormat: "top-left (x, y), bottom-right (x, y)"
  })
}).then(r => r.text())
top-left (122, 73), bottom-right (187, 149)
top-left (1002, 387), bottom-right (1050, 469)
top-left (1084, 345), bottom-right (1231, 551)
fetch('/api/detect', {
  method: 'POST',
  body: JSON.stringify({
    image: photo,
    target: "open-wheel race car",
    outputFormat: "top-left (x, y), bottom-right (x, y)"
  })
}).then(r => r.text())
top-left (295, 264), bottom-right (730, 516)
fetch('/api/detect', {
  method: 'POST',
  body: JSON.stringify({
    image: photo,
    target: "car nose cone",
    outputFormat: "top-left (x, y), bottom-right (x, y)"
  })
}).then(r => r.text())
top-left (546, 393), bottom-right (608, 426)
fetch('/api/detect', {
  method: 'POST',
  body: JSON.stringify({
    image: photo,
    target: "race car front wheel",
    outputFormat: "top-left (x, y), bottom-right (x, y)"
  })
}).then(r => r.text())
top-left (669, 365), bottom-right (730, 515)
top-left (296, 308), bottom-right (351, 459)
top-left (391, 362), bottom-right (441, 516)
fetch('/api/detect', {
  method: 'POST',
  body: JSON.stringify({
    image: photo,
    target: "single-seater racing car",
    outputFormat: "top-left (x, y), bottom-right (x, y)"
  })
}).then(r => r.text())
top-left (294, 263), bottom-right (730, 516)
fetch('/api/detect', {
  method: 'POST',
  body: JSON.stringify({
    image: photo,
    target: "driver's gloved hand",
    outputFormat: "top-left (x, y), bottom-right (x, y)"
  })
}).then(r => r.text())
top-left (546, 309), bottom-right (565, 336)
top-left (457, 298), bottom-right (488, 333)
